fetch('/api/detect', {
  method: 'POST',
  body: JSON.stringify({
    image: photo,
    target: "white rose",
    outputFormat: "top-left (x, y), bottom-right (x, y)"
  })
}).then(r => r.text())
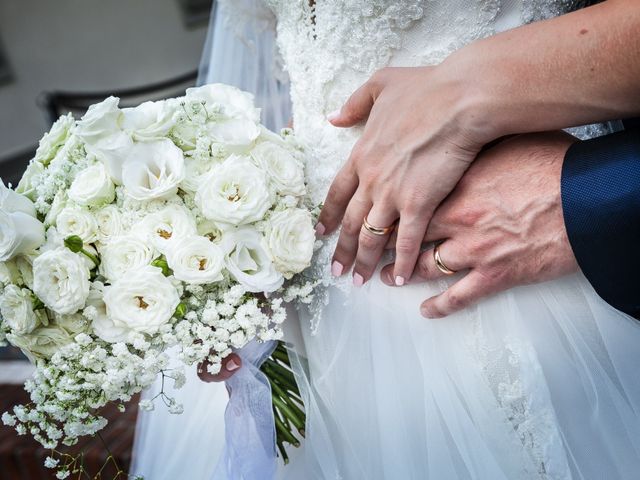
top-left (101, 266), bottom-right (180, 342)
top-left (222, 227), bottom-right (283, 293)
top-left (122, 139), bottom-right (185, 200)
top-left (54, 312), bottom-right (89, 336)
top-left (0, 180), bottom-right (37, 217)
top-left (68, 163), bottom-right (115, 206)
top-left (16, 161), bottom-right (45, 201)
top-left (0, 211), bottom-right (45, 261)
top-left (98, 235), bottom-right (155, 282)
top-left (197, 219), bottom-right (225, 244)
top-left (251, 142), bottom-right (306, 196)
top-left (134, 204), bottom-right (197, 253)
top-left (207, 118), bottom-right (260, 150)
top-left (122, 100), bottom-right (176, 141)
top-left (0, 285), bottom-right (40, 335)
top-left (44, 191), bottom-right (67, 227)
top-left (15, 255), bottom-right (34, 289)
top-left (6, 325), bottom-right (72, 363)
top-left (166, 236), bottom-right (225, 284)
top-left (76, 96), bottom-right (123, 145)
top-left (56, 207), bottom-right (98, 244)
top-left (34, 113), bottom-right (75, 165)
top-left (186, 84), bottom-right (260, 122)
top-left (94, 205), bottom-right (123, 243)
top-left (0, 259), bottom-right (21, 286)
top-left (266, 209), bottom-right (315, 277)
top-left (33, 248), bottom-right (90, 315)
top-left (181, 155), bottom-right (217, 194)
top-left (196, 155), bottom-right (272, 225)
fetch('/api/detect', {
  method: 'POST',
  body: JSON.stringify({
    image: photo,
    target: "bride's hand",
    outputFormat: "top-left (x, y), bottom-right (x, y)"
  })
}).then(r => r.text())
top-left (197, 353), bottom-right (242, 383)
top-left (317, 64), bottom-right (491, 286)
top-left (381, 132), bottom-right (579, 318)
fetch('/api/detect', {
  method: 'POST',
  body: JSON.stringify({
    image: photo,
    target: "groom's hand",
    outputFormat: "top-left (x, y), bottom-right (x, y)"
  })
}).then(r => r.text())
top-left (381, 132), bottom-right (580, 318)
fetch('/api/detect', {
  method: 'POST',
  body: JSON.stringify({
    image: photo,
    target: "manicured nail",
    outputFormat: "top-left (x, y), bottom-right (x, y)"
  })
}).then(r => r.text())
top-left (315, 222), bottom-right (326, 236)
top-left (331, 261), bottom-right (344, 276)
top-left (420, 306), bottom-right (434, 318)
top-left (226, 359), bottom-right (240, 372)
top-left (327, 110), bottom-right (341, 122)
top-left (353, 273), bottom-right (364, 287)
top-left (395, 276), bottom-right (405, 286)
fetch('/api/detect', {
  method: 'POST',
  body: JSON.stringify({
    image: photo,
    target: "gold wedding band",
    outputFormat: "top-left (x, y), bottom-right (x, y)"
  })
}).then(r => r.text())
top-left (434, 243), bottom-right (457, 275)
top-left (362, 216), bottom-right (395, 236)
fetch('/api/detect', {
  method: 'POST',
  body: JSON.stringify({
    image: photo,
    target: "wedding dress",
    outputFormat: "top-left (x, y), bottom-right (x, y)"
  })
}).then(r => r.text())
top-left (132, 1), bottom-right (640, 479)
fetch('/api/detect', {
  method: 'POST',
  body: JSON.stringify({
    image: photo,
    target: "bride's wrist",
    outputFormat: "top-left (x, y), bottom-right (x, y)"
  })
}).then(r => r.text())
top-left (438, 48), bottom-right (508, 146)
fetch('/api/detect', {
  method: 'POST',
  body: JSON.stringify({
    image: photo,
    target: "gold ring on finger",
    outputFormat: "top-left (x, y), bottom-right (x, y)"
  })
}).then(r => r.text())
top-left (362, 216), bottom-right (395, 236)
top-left (433, 243), bottom-right (457, 275)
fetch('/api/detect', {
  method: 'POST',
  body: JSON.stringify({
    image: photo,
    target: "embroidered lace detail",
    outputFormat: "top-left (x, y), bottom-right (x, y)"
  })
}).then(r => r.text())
top-left (521, 0), bottom-right (574, 22)
top-left (467, 320), bottom-right (571, 479)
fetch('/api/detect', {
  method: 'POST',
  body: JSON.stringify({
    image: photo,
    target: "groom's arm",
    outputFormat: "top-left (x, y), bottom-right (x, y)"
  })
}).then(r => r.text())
top-left (561, 122), bottom-right (640, 318)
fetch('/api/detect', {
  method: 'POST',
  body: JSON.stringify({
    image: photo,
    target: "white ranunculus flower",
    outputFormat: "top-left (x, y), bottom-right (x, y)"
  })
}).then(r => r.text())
top-left (0, 211), bottom-right (45, 261)
top-left (68, 163), bottom-right (115, 206)
top-left (0, 180), bottom-right (37, 217)
top-left (32, 248), bottom-right (90, 315)
top-left (94, 205), bottom-right (123, 243)
top-left (251, 142), bottom-right (306, 196)
top-left (15, 161), bottom-right (45, 201)
top-left (121, 139), bottom-right (185, 201)
top-left (197, 219), bottom-right (225, 244)
top-left (134, 204), bottom-right (197, 253)
top-left (207, 118), bottom-right (261, 151)
top-left (196, 155), bottom-right (273, 225)
top-left (166, 235), bottom-right (225, 284)
top-left (34, 113), bottom-right (75, 165)
top-left (181, 155), bottom-right (217, 193)
top-left (186, 84), bottom-right (260, 122)
top-left (265, 209), bottom-right (315, 277)
top-left (222, 227), bottom-right (283, 293)
top-left (0, 285), bottom-right (39, 335)
top-left (101, 266), bottom-right (180, 342)
top-left (122, 100), bottom-right (176, 141)
top-left (98, 235), bottom-right (155, 282)
top-left (56, 207), bottom-right (98, 244)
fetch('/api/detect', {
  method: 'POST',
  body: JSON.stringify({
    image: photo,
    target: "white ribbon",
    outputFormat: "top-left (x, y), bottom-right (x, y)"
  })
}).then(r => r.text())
top-left (213, 340), bottom-right (277, 480)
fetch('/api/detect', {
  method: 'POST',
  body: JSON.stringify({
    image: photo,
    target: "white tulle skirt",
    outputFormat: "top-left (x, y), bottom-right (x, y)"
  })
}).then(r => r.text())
top-left (132, 270), bottom-right (640, 480)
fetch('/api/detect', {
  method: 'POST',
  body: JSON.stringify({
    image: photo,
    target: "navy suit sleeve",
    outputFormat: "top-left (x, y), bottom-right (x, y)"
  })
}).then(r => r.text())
top-left (561, 124), bottom-right (640, 319)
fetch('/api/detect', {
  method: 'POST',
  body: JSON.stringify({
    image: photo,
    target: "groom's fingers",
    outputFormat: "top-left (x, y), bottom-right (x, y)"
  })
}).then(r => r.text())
top-left (420, 271), bottom-right (493, 318)
top-left (381, 240), bottom-right (469, 286)
top-left (198, 353), bottom-right (242, 383)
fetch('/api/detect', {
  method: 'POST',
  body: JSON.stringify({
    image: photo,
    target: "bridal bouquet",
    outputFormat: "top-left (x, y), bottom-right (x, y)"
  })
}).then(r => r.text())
top-left (0, 85), bottom-right (316, 477)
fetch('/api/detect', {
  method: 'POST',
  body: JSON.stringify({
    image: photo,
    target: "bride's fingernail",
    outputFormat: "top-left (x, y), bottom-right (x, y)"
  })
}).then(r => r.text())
top-left (315, 222), bottom-right (326, 236)
top-left (353, 273), bottom-right (364, 287)
top-left (227, 359), bottom-right (241, 372)
top-left (331, 261), bottom-right (344, 276)
top-left (327, 110), bottom-right (341, 122)
top-left (395, 276), bottom-right (405, 286)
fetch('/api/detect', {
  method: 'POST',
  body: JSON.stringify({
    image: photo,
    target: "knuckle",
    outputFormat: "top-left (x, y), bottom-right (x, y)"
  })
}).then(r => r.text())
top-left (341, 216), bottom-right (361, 237)
top-left (395, 236), bottom-right (418, 255)
top-left (359, 230), bottom-right (381, 251)
top-left (446, 292), bottom-right (467, 311)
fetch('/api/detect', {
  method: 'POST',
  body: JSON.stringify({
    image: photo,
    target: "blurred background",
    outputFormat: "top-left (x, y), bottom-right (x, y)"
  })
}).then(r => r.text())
top-left (0, 0), bottom-right (212, 476)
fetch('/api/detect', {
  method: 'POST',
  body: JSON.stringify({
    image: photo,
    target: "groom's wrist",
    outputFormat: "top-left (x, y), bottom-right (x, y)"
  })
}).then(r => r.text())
top-left (561, 129), bottom-right (640, 318)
